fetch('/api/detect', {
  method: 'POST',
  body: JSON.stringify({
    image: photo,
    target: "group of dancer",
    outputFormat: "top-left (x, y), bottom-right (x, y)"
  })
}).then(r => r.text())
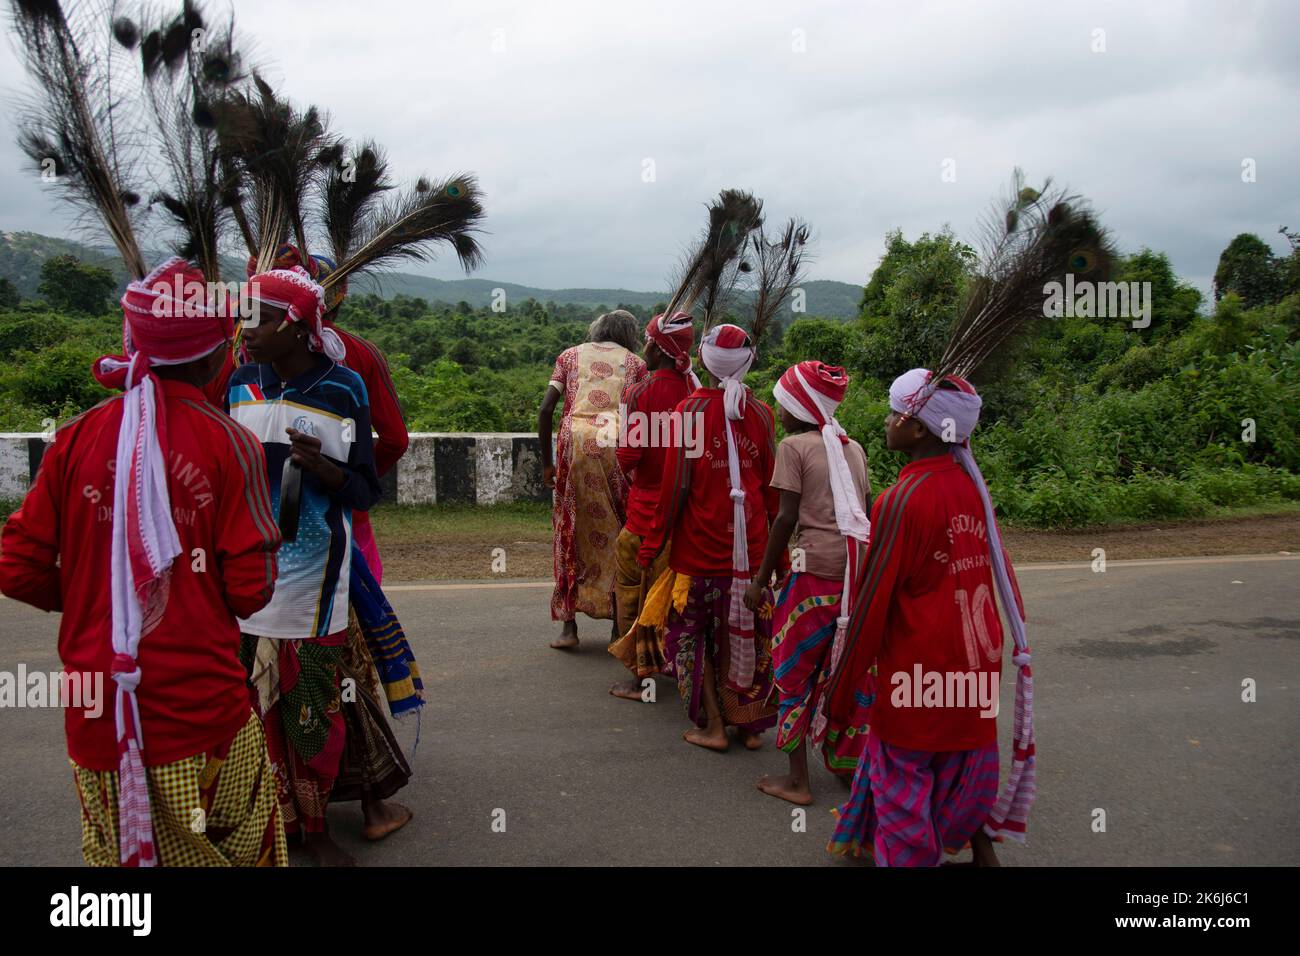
top-left (1, 0), bottom-right (1054, 869)
top-left (544, 309), bottom-right (1036, 865)
top-left (0, 246), bottom-right (422, 867)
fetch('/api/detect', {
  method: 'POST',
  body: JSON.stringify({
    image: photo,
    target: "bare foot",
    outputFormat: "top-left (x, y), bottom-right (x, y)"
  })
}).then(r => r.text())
top-left (609, 677), bottom-right (643, 701)
top-left (362, 800), bottom-right (413, 841)
top-left (971, 830), bottom-right (1001, 867)
top-left (304, 832), bottom-right (356, 867)
top-left (549, 622), bottom-right (579, 650)
top-left (683, 722), bottom-right (729, 752)
top-left (733, 728), bottom-right (764, 750)
top-left (757, 773), bottom-right (814, 806)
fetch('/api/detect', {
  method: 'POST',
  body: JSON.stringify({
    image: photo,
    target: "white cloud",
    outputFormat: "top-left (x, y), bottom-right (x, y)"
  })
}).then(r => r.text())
top-left (2, 0), bottom-right (1297, 298)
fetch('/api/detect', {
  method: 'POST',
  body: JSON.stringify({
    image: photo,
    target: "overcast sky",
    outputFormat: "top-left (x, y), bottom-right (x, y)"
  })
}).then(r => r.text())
top-left (2, 0), bottom-right (1297, 298)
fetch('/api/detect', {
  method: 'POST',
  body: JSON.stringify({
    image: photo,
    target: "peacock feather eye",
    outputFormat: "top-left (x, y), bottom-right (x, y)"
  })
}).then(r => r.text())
top-left (446, 182), bottom-right (463, 198)
top-left (112, 17), bottom-right (139, 49)
top-left (1068, 248), bottom-right (1095, 273)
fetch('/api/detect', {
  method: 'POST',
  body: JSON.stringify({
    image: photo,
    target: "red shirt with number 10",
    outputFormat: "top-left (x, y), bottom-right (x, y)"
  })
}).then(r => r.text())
top-left (827, 454), bottom-right (1025, 752)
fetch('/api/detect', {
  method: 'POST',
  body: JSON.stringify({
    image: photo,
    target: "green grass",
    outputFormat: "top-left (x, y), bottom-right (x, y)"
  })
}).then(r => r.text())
top-left (999, 499), bottom-right (1300, 534)
top-left (371, 500), bottom-right (551, 540)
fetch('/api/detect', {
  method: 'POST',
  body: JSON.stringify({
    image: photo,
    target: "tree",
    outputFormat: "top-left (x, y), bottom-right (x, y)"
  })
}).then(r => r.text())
top-left (1114, 248), bottom-right (1202, 339)
top-left (781, 318), bottom-right (853, 367)
top-left (449, 337), bottom-right (481, 369)
top-left (1213, 233), bottom-right (1281, 308)
top-left (36, 255), bottom-right (117, 314)
top-left (857, 229), bottom-right (975, 379)
top-left (1278, 227), bottom-right (1300, 300)
top-left (0, 278), bottom-right (20, 310)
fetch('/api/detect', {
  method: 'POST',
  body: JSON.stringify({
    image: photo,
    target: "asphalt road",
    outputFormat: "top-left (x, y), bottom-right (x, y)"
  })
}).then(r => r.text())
top-left (0, 554), bottom-right (1296, 866)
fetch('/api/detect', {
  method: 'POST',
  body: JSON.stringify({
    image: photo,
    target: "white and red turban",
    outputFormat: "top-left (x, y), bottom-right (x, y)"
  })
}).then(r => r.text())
top-left (889, 367), bottom-right (1035, 842)
top-left (699, 324), bottom-right (760, 688)
top-left (773, 362), bottom-right (871, 743)
top-left (774, 362), bottom-right (870, 540)
top-left (245, 243), bottom-right (347, 313)
top-left (247, 266), bottom-right (346, 362)
top-left (699, 323), bottom-right (754, 419)
top-left (646, 311), bottom-right (700, 388)
top-left (888, 366), bottom-right (983, 444)
top-left (91, 255), bottom-right (235, 867)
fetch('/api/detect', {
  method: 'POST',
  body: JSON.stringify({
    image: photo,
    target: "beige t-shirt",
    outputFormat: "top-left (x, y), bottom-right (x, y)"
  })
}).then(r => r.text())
top-left (770, 429), bottom-right (871, 581)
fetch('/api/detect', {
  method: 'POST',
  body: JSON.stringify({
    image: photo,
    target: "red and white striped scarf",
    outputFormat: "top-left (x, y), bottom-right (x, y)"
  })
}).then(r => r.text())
top-left (700, 325), bottom-right (759, 689)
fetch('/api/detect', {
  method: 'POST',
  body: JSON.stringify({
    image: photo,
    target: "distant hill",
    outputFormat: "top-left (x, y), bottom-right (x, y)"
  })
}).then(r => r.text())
top-left (0, 230), bottom-right (863, 318)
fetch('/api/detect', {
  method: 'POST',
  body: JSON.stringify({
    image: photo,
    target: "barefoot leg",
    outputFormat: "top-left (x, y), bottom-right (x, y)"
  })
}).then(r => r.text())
top-left (609, 676), bottom-right (645, 700)
top-left (361, 794), bottom-right (413, 841)
top-left (734, 728), bottom-right (764, 750)
top-left (684, 658), bottom-right (729, 751)
top-left (757, 739), bottom-right (813, 805)
top-left (683, 716), bottom-right (729, 751)
top-left (549, 619), bottom-right (579, 650)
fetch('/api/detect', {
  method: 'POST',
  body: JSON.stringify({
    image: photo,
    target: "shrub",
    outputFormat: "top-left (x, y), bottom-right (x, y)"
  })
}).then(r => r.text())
top-left (1109, 473), bottom-right (1211, 521)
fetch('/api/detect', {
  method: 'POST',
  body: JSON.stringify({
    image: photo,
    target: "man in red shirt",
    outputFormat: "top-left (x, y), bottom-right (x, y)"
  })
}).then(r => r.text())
top-left (638, 324), bottom-right (779, 751)
top-left (0, 258), bottom-right (284, 867)
top-left (825, 369), bottom-right (1034, 867)
top-left (608, 311), bottom-right (697, 700)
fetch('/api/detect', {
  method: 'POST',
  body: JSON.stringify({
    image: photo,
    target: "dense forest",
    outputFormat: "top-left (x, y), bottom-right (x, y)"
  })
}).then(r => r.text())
top-left (1, 228), bottom-right (1297, 527)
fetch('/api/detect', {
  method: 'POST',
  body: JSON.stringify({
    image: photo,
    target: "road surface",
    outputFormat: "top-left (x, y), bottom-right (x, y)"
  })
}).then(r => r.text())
top-left (0, 553), bottom-right (1296, 866)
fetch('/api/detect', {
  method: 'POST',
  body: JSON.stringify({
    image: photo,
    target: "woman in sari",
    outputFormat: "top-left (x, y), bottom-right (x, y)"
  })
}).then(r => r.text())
top-left (539, 310), bottom-right (647, 649)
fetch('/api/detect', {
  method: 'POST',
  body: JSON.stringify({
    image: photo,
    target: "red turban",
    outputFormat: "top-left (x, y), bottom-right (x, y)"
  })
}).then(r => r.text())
top-left (114, 256), bottom-right (233, 366)
top-left (246, 244), bottom-right (346, 313)
top-left (247, 266), bottom-right (346, 362)
top-left (646, 311), bottom-right (694, 364)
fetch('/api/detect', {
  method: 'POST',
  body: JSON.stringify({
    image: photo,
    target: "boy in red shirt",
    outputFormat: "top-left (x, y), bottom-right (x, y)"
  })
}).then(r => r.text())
top-left (608, 311), bottom-right (697, 699)
top-left (638, 325), bottom-right (778, 751)
top-left (0, 258), bottom-right (285, 867)
top-left (825, 369), bottom-right (1035, 866)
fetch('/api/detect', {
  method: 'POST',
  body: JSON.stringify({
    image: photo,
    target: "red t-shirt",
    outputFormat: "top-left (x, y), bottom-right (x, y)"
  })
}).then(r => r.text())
top-left (638, 388), bottom-right (778, 577)
top-left (826, 454), bottom-right (1025, 752)
top-left (617, 368), bottom-right (692, 538)
top-left (0, 380), bottom-right (280, 769)
top-left (328, 322), bottom-right (409, 479)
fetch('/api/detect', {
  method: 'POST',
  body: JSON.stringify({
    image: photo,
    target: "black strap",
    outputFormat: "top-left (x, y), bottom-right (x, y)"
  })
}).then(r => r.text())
top-left (279, 459), bottom-right (303, 542)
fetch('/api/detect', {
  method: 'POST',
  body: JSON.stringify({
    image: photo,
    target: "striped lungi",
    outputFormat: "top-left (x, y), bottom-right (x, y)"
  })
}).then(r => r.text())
top-left (828, 733), bottom-right (1000, 866)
